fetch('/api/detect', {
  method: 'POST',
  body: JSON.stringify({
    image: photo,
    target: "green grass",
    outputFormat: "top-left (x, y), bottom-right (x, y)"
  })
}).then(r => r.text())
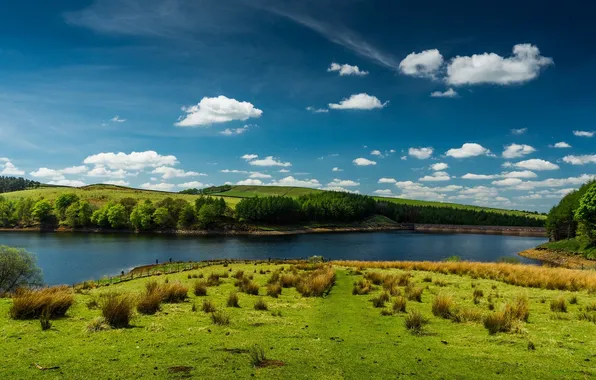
top-left (538, 239), bottom-right (596, 260)
top-left (2, 184), bottom-right (241, 208)
top-left (2, 263), bottom-right (595, 379)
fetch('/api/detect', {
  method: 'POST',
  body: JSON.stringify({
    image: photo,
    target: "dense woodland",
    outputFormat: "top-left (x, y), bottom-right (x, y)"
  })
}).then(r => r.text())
top-left (546, 180), bottom-right (596, 247)
top-left (0, 177), bottom-right (41, 193)
top-left (179, 185), bottom-right (232, 195)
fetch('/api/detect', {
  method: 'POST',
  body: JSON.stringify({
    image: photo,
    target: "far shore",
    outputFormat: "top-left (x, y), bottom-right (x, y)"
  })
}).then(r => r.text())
top-left (518, 248), bottom-right (596, 269)
top-left (0, 224), bottom-right (546, 237)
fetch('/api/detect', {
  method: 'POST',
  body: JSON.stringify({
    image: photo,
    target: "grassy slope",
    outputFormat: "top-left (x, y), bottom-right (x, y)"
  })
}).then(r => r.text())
top-left (2, 263), bottom-right (595, 379)
top-left (538, 239), bottom-right (596, 260)
top-left (215, 186), bottom-right (545, 219)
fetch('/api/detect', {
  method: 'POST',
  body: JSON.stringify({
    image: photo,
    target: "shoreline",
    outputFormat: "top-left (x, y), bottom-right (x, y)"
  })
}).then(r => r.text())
top-left (518, 248), bottom-right (596, 269)
top-left (0, 224), bottom-right (546, 237)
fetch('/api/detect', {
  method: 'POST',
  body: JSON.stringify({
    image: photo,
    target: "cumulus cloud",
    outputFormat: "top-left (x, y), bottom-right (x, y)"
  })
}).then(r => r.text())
top-left (249, 172), bottom-right (272, 179)
top-left (461, 173), bottom-right (498, 180)
top-left (551, 142), bottom-right (571, 148)
top-left (431, 162), bottom-right (448, 171)
top-left (419, 171), bottom-right (450, 182)
top-left (102, 180), bottom-right (129, 186)
top-left (353, 158), bottom-right (377, 166)
top-left (327, 62), bottom-right (368, 76)
top-left (140, 182), bottom-right (176, 191)
top-left (511, 128), bottom-right (527, 135)
top-left (241, 154), bottom-right (258, 161)
top-left (509, 174), bottom-right (596, 190)
top-left (373, 189), bottom-right (393, 195)
top-left (220, 169), bottom-right (248, 174)
top-left (306, 106), bottom-right (329, 114)
top-left (371, 150), bottom-right (382, 156)
top-left (328, 93), bottom-right (388, 110)
top-left (378, 178), bottom-right (397, 184)
top-left (446, 143), bottom-right (491, 158)
top-left (87, 167), bottom-right (127, 178)
top-left (430, 88), bottom-right (457, 98)
top-left (573, 130), bottom-right (594, 137)
top-left (220, 125), bottom-right (251, 136)
top-left (62, 166), bottom-right (88, 175)
top-left (408, 147), bottom-right (433, 160)
top-left (502, 171), bottom-right (538, 178)
top-left (513, 159), bottom-right (559, 171)
top-left (332, 167), bottom-right (343, 172)
top-left (248, 156), bottom-right (291, 167)
top-left (0, 160), bottom-right (25, 176)
top-left (30, 168), bottom-right (66, 181)
top-left (399, 49), bottom-right (443, 78)
top-left (279, 169), bottom-right (290, 173)
top-left (175, 96), bottom-right (262, 127)
top-left (446, 44), bottom-right (553, 85)
top-left (502, 143), bottom-right (536, 159)
top-left (327, 179), bottom-right (360, 187)
top-left (177, 181), bottom-right (208, 189)
top-left (151, 166), bottom-right (204, 179)
top-left (270, 176), bottom-right (321, 188)
top-left (48, 179), bottom-right (86, 187)
top-left (236, 179), bottom-right (263, 186)
top-left (322, 186), bottom-right (360, 193)
top-left (84, 151), bottom-right (177, 170)
top-left (492, 178), bottom-right (523, 186)
top-left (562, 155), bottom-right (596, 165)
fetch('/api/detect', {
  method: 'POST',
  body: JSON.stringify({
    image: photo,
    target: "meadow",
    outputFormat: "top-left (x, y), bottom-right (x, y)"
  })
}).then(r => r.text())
top-left (2, 261), bottom-right (595, 379)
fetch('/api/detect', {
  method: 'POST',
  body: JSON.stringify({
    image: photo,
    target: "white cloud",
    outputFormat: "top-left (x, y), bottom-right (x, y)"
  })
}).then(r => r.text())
top-left (270, 176), bottom-right (321, 188)
top-left (551, 142), bottom-right (571, 148)
top-left (322, 186), bottom-right (360, 193)
top-left (48, 179), bottom-right (86, 187)
top-left (378, 178), bottom-right (396, 184)
top-left (573, 130), bottom-right (594, 137)
top-left (400, 156), bottom-right (407, 161)
top-left (502, 171), bottom-right (537, 178)
top-left (306, 106), bottom-right (329, 114)
top-left (327, 62), bottom-right (368, 76)
top-left (328, 93), bottom-right (388, 110)
top-left (513, 159), bottom-right (559, 171)
top-left (0, 160), bottom-right (25, 176)
top-left (177, 181), bottom-right (208, 189)
top-left (446, 143), bottom-right (492, 158)
top-left (492, 178), bottom-right (523, 186)
top-left (241, 154), bottom-right (258, 161)
top-left (175, 96), bottom-right (262, 127)
top-left (151, 166), bottom-right (204, 179)
top-left (510, 174), bottom-right (596, 190)
top-left (562, 155), bottom-right (596, 165)
top-left (431, 162), bottom-right (448, 171)
top-left (30, 168), bottom-right (65, 181)
top-left (84, 151), bottom-right (177, 170)
top-left (373, 189), bottom-right (393, 195)
top-left (140, 182), bottom-right (176, 191)
top-left (501, 162), bottom-right (513, 168)
top-left (102, 180), bottom-right (129, 187)
top-left (371, 150), bottom-right (382, 156)
top-left (61, 166), bottom-right (88, 175)
top-left (332, 167), bottom-right (343, 172)
top-left (236, 179), bottom-right (263, 186)
top-left (221, 169), bottom-right (248, 174)
top-left (502, 143), bottom-right (536, 159)
top-left (279, 169), bottom-right (290, 173)
top-left (220, 125), bottom-right (250, 136)
top-left (352, 158), bottom-right (377, 166)
top-left (327, 179), bottom-right (360, 187)
top-left (446, 44), bottom-right (553, 85)
top-left (110, 115), bottom-right (126, 123)
top-left (248, 156), bottom-right (291, 167)
top-left (511, 128), bottom-right (527, 135)
top-left (249, 172), bottom-right (272, 179)
top-left (408, 147), bottom-right (433, 160)
top-left (430, 88), bottom-right (458, 98)
top-left (419, 171), bottom-right (450, 182)
top-left (399, 49), bottom-right (443, 78)
top-left (461, 173), bottom-right (498, 180)
top-left (87, 167), bottom-right (127, 178)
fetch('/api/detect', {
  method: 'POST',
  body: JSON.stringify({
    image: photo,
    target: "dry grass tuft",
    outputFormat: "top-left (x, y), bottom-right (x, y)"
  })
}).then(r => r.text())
top-left (405, 310), bottom-right (429, 335)
top-left (137, 291), bottom-right (162, 315)
top-left (266, 283), bottom-right (282, 298)
top-left (352, 279), bottom-right (372, 295)
top-left (254, 298), bottom-right (268, 311)
top-left (101, 293), bottom-right (135, 328)
top-left (432, 294), bottom-right (454, 319)
top-left (211, 311), bottom-right (230, 325)
top-left (86, 316), bottom-right (111, 333)
top-left (193, 281), bottom-right (208, 296)
top-left (550, 296), bottom-right (567, 313)
top-left (227, 292), bottom-right (240, 308)
top-left (202, 299), bottom-right (217, 313)
top-left (9, 286), bottom-right (74, 320)
top-left (484, 311), bottom-right (512, 335)
top-left (405, 285), bottom-right (424, 302)
top-left (392, 295), bottom-right (407, 313)
top-left (295, 265), bottom-right (336, 297)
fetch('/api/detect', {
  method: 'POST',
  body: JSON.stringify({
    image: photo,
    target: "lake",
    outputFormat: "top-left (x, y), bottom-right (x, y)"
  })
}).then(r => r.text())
top-left (0, 231), bottom-right (547, 286)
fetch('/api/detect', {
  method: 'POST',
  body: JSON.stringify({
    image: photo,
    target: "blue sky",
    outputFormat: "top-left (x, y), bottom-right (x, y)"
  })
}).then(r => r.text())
top-left (1, 0), bottom-right (595, 212)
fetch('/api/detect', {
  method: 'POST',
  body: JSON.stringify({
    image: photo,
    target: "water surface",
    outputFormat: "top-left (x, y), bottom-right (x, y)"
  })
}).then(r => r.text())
top-left (0, 231), bottom-right (547, 285)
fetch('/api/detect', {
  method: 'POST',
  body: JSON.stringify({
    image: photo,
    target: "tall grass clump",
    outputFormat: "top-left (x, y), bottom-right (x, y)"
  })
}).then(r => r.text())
top-left (137, 291), bottom-right (162, 315)
top-left (249, 345), bottom-right (267, 367)
top-left (240, 280), bottom-right (260, 296)
top-left (405, 310), bottom-right (429, 335)
top-left (254, 298), bottom-right (268, 311)
top-left (550, 296), bottom-right (567, 313)
top-left (211, 311), bottom-right (230, 325)
top-left (392, 295), bottom-right (407, 313)
top-left (405, 285), bottom-right (423, 302)
top-left (101, 293), bottom-right (135, 328)
top-left (352, 279), bottom-right (372, 295)
top-left (266, 283), bottom-right (282, 298)
top-left (483, 296), bottom-right (530, 334)
top-left (9, 286), bottom-right (74, 320)
top-left (207, 273), bottom-right (222, 286)
top-left (227, 292), bottom-right (240, 308)
top-left (86, 317), bottom-right (110, 333)
top-left (484, 311), bottom-right (512, 335)
top-left (432, 294), bottom-right (454, 319)
top-left (202, 299), bottom-right (216, 313)
top-left (295, 265), bottom-right (336, 297)
top-left (506, 295), bottom-right (530, 322)
top-left (160, 282), bottom-right (188, 303)
top-left (193, 281), bottom-right (208, 296)
top-left (280, 274), bottom-right (297, 288)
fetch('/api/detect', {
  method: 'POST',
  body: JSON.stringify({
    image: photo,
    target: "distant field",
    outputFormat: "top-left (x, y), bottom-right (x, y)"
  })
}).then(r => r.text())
top-left (215, 186), bottom-right (545, 219)
top-left (2, 185), bottom-right (241, 208)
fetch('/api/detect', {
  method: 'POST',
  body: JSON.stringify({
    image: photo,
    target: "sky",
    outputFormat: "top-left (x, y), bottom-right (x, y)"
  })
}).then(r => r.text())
top-left (1, 0), bottom-right (595, 212)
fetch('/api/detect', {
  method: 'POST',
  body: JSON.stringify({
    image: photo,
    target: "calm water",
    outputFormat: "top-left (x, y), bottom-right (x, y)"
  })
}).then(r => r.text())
top-left (0, 232), bottom-right (547, 286)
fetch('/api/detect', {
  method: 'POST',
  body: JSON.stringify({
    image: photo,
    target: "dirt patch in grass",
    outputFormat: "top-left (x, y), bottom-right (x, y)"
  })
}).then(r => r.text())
top-left (256, 359), bottom-right (285, 368)
top-left (168, 366), bottom-right (194, 374)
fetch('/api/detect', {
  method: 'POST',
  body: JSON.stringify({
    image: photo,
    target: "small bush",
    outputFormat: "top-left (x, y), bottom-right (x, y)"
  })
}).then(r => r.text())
top-left (227, 292), bottom-right (240, 308)
top-left (405, 310), bottom-right (428, 335)
top-left (432, 294), bottom-right (453, 319)
top-left (405, 285), bottom-right (423, 302)
top-left (211, 311), bottom-right (230, 325)
top-left (193, 281), bottom-right (208, 296)
top-left (266, 283), bottom-right (282, 298)
top-left (202, 299), bottom-right (216, 313)
top-left (101, 293), bottom-right (135, 328)
top-left (392, 296), bottom-right (407, 313)
top-left (550, 296), bottom-right (567, 313)
top-left (10, 286), bottom-right (74, 320)
top-left (137, 291), bottom-right (162, 315)
top-left (249, 345), bottom-right (267, 367)
top-left (254, 298), bottom-right (268, 311)
top-left (483, 311), bottom-right (512, 335)
top-left (86, 317), bottom-right (110, 333)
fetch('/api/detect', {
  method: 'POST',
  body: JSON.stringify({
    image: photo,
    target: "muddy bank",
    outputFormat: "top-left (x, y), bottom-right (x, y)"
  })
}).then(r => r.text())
top-left (518, 248), bottom-right (596, 269)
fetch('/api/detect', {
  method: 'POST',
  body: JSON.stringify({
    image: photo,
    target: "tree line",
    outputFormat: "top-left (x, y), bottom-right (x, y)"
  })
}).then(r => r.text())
top-left (179, 185), bottom-right (232, 195)
top-left (0, 177), bottom-right (41, 193)
top-left (546, 180), bottom-right (596, 247)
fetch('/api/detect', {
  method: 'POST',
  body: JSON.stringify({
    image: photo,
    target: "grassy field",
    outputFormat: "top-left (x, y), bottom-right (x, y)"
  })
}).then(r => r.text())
top-left (2, 261), bottom-right (595, 379)
top-left (538, 239), bottom-right (596, 260)
top-left (2, 185), bottom-right (241, 208)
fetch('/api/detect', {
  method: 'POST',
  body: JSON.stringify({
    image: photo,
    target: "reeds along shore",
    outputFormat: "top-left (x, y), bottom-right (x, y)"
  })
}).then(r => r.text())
top-left (332, 260), bottom-right (596, 292)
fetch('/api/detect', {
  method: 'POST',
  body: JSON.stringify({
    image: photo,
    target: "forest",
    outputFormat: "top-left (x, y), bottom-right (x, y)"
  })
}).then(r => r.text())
top-left (0, 176), bottom-right (41, 193)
